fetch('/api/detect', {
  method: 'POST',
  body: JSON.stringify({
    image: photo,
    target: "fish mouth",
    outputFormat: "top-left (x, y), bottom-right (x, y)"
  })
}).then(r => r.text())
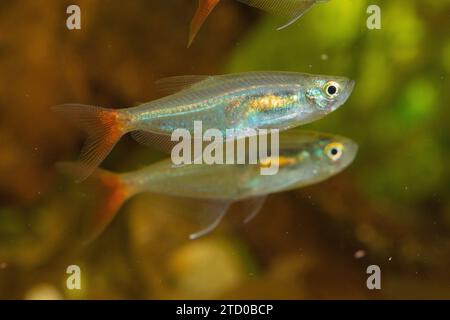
top-left (333, 79), bottom-right (355, 109)
top-left (347, 80), bottom-right (355, 92)
top-left (341, 139), bottom-right (358, 169)
top-left (343, 80), bottom-right (355, 100)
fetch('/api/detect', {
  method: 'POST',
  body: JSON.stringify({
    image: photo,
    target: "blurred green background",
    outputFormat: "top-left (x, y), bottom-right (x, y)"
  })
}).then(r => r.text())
top-left (0, 0), bottom-right (449, 299)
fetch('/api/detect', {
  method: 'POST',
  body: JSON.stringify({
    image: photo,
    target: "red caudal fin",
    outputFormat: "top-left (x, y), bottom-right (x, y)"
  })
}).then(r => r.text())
top-left (188, 0), bottom-right (220, 47)
top-left (53, 104), bottom-right (130, 182)
top-left (57, 162), bottom-right (133, 243)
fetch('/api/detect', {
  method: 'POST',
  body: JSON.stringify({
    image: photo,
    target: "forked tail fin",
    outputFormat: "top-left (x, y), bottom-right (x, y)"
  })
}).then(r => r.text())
top-left (57, 162), bottom-right (134, 243)
top-left (53, 104), bottom-right (130, 182)
top-left (188, 0), bottom-right (220, 47)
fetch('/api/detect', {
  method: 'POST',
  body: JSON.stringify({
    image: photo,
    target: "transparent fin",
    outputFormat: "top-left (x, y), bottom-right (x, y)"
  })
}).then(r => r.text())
top-left (276, 8), bottom-right (311, 30)
top-left (130, 194), bottom-right (233, 240)
top-left (188, 199), bottom-right (232, 240)
top-left (238, 0), bottom-right (317, 29)
top-left (131, 130), bottom-right (217, 164)
top-left (279, 129), bottom-right (322, 148)
top-left (188, 0), bottom-right (221, 47)
top-left (239, 196), bottom-right (267, 224)
top-left (131, 130), bottom-right (177, 154)
top-left (155, 75), bottom-right (212, 95)
top-left (56, 162), bottom-right (132, 243)
top-left (52, 104), bottom-right (127, 182)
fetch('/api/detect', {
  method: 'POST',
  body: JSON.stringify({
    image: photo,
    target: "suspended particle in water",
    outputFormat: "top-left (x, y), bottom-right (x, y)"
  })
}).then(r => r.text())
top-left (354, 250), bottom-right (366, 259)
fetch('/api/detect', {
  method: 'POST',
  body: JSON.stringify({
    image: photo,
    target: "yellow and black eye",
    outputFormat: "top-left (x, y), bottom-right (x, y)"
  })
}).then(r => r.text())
top-left (323, 81), bottom-right (340, 98)
top-left (324, 142), bottom-right (344, 161)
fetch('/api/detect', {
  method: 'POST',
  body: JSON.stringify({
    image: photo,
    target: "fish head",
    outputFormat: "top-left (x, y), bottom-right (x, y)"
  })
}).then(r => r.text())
top-left (258, 131), bottom-right (357, 190)
top-left (306, 133), bottom-right (358, 178)
top-left (304, 75), bottom-right (355, 114)
top-left (276, 131), bottom-right (357, 181)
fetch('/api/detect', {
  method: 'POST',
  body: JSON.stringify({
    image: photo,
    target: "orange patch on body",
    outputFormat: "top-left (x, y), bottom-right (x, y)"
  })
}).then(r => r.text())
top-left (249, 94), bottom-right (297, 112)
top-left (226, 99), bottom-right (241, 112)
top-left (260, 156), bottom-right (297, 168)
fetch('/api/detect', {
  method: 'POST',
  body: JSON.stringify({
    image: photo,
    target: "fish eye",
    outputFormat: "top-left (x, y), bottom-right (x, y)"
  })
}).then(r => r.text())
top-left (323, 81), bottom-right (340, 99)
top-left (324, 142), bottom-right (344, 161)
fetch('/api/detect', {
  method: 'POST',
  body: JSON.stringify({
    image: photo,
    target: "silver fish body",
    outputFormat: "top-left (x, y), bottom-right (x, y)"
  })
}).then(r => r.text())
top-left (128, 72), bottom-right (355, 137)
top-left (53, 71), bottom-right (354, 182)
top-left (122, 130), bottom-right (358, 200)
top-left (64, 130), bottom-right (357, 241)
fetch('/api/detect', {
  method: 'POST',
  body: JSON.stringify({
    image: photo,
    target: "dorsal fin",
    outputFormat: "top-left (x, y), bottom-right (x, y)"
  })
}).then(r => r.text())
top-left (155, 75), bottom-right (212, 95)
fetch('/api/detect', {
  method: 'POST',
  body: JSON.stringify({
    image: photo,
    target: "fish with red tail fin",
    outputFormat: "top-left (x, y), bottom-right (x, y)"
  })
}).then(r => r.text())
top-left (57, 130), bottom-right (357, 242)
top-left (53, 72), bottom-right (354, 181)
top-left (188, 0), bottom-right (330, 46)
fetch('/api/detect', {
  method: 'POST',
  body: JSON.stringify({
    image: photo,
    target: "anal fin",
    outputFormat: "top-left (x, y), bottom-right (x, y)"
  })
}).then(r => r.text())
top-left (131, 130), bottom-right (176, 154)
